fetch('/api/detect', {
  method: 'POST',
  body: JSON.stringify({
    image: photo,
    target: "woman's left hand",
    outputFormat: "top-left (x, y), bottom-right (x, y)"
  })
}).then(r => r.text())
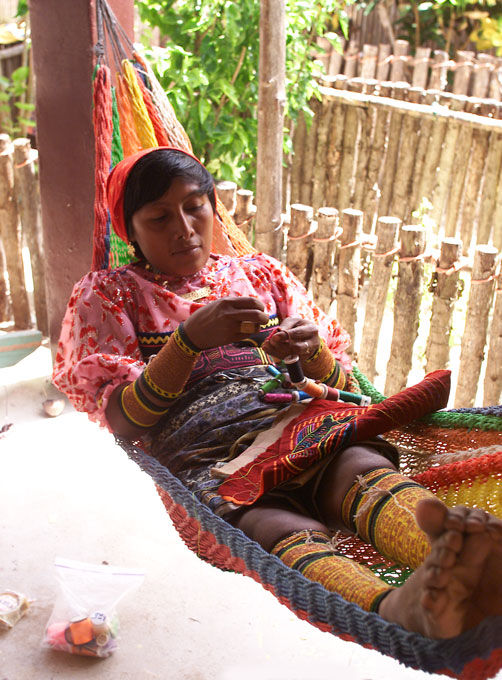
top-left (262, 317), bottom-right (320, 360)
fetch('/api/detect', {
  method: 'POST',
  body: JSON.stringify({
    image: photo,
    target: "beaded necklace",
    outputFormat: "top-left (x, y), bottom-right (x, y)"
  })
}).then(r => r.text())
top-left (142, 258), bottom-right (217, 301)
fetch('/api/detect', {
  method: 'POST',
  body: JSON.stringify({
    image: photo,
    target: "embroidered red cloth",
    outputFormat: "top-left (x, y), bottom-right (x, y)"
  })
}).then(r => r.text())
top-left (218, 370), bottom-right (451, 505)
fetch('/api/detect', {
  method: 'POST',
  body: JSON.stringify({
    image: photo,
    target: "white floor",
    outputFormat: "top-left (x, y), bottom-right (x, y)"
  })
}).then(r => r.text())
top-left (0, 345), bottom-right (484, 679)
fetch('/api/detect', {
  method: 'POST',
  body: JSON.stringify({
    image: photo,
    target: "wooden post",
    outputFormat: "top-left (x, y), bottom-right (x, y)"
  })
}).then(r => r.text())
top-left (13, 137), bottom-right (49, 337)
top-left (453, 51), bottom-right (475, 96)
top-left (361, 82), bottom-right (393, 232)
top-left (234, 189), bottom-right (255, 242)
top-left (459, 98), bottom-right (488, 252)
top-left (290, 111), bottom-right (307, 205)
top-left (411, 47), bottom-right (431, 89)
top-left (455, 245), bottom-right (498, 407)
top-left (492, 157), bottom-right (502, 252)
top-left (216, 181), bottom-right (237, 215)
top-left (390, 40), bottom-right (410, 83)
top-left (414, 92), bottom-right (449, 223)
top-left (489, 59), bottom-right (502, 100)
top-left (328, 36), bottom-right (345, 76)
top-left (310, 207), bottom-right (338, 314)
top-left (425, 238), bottom-right (463, 373)
top-left (429, 50), bottom-right (449, 91)
top-left (311, 96), bottom-right (334, 212)
top-left (0, 134), bottom-right (30, 329)
top-left (336, 209), bottom-right (363, 355)
top-left (360, 44), bottom-right (378, 80)
top-left (358, 216), bottom-right (400, 381)
top-left (476, 123), bottom-right (502, 245)
top-left (0, 243), bottom-right (9, 322)
top-left (352, 79), bottom-right (378, 218)
top-left (255, 0), bottom-right (286, 258)
top-left (443, 108), bottom-right (474, 239)
top-left (378, 82), bottom-right (408, 217)
top-left (300, 97), bottom-right (321, 206)
top-left (389, 87), bottom-right (422, 221)
top-left (484, 271), bottom-right (502, 405)
top-left (376, 44), bottom-right (391, 81)
top-left (384, 225), bottom-right (426, 396)
top-left (343, 40), bottom-right (359, 79)
top-left (337, 79), bottom-right (364, 214)
top-left (286, 204), bottom-right (314, 287)
top-left (431, 94), bottom-right (467, 234)
top-left (472, 54), bottom-right (495, 99)
top-left (408, 90), bottom-right (436, 219)
top-left (324, 76), bottom-right (348, 210)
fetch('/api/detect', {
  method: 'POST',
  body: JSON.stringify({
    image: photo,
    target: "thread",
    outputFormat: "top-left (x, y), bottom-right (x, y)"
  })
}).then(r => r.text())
top-left (263, 393), bottom-right (293, 403)
top-left (284, 355), bottom-right (305, 384)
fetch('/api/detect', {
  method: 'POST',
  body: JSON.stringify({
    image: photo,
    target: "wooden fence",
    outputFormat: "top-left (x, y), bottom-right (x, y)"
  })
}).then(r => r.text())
top-left (218, 183), bottom-right (502, 409)
top-left (287, 75), bottom-right (502, 257)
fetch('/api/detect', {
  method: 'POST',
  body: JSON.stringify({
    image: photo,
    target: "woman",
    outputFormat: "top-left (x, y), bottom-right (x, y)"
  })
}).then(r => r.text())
top-left (54, 146), bottom-right (502, 640)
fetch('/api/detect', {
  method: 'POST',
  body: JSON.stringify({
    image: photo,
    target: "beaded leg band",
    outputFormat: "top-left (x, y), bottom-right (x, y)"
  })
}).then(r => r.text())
top-left (302, 339), bottom-right (346, 389)
top-left (120, 323), bottom-right (200, 428)
top-left (341, 468), bottom-right (434, 569)
top-left (271, 529), bottom-right (392, 612)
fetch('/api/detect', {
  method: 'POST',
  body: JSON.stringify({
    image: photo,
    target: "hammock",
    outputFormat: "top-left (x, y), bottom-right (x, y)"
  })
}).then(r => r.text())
top-left (91, 2), bottom-right (502, 677)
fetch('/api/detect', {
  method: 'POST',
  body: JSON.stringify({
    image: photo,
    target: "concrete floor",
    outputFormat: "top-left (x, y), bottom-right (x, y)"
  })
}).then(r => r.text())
top-left (0, 345), bottom-right (479, 680)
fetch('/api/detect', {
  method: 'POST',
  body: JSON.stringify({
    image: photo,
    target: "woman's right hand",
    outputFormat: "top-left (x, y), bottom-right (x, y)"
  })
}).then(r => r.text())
top-left (183, 296), bottom-right (270, 350)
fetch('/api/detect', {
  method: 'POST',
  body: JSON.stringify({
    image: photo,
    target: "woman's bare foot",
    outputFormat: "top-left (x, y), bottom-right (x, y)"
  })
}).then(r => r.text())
top-left (378, 498), bottom-right (502, 638)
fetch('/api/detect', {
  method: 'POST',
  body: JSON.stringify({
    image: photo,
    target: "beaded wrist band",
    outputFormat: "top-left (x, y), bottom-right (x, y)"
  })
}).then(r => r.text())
top-left (119, 323), bottom-right (201, 428)
top-left (301, 338), bottom-right (346, 389)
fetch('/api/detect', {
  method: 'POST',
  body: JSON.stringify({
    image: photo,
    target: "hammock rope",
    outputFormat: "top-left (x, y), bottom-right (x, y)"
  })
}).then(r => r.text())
top-left (91, 2), bottom-right (502, 676)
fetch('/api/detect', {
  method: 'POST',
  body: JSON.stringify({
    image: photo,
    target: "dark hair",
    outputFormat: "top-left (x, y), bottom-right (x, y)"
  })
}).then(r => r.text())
top-left (123, 149), bottom-right (216, 240)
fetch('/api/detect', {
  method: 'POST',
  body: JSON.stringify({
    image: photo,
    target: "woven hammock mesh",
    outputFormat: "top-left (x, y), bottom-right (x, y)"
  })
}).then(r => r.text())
top-left (92, 2), bottom-right (502, 676)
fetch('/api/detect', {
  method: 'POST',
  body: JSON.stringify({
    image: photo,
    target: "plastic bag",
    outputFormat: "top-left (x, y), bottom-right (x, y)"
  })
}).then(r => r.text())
top-left (42, 557), bottom-right (145, 658)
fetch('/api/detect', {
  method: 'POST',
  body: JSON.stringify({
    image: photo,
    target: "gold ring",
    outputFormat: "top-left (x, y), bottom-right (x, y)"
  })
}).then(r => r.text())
top-left (240, 320), bottom-right (257, 334)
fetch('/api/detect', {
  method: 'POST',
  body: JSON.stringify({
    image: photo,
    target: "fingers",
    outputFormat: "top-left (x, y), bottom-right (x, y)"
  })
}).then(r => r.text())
top-left (263, 318), bottom-right (320, 359)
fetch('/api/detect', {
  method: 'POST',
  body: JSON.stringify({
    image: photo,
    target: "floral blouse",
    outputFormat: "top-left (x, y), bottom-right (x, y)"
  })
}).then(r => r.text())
top-left (53, 252), bottom-right (351, 430)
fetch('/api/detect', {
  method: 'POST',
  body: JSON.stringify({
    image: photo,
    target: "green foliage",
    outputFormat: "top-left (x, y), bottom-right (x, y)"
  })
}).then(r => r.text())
top-left (0, 65), bottom-right (35, 137)
top-left (137, 0), bottom-right (350, 187)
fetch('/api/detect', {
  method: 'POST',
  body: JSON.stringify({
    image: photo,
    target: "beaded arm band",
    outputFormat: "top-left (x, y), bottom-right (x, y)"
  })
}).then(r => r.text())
top-left (120, 323), bottom-right (201, 429)
top-left (301, 338), bottom-right (347, 389)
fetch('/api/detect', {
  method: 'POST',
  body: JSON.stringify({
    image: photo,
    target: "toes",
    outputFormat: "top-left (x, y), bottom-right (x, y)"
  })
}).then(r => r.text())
top-left (415, 498), bottom-right (449, 539)
top-left (464, 508), bottom-right (490, 533)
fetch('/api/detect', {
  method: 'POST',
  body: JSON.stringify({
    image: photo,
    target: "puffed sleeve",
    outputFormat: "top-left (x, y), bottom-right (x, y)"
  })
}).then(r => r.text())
top-left (52, 270), bottom-right (145, 429)
top-left (253, 253), bottom-right (352, 372)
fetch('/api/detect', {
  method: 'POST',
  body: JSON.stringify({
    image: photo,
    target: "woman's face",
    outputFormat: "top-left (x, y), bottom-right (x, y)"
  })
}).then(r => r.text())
top-left (130, 178), bottom-right (214, 278)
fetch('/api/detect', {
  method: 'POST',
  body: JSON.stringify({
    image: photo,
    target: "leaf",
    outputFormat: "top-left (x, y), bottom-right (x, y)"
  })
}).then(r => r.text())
top-left (198, 97), bottom-right (212, 124)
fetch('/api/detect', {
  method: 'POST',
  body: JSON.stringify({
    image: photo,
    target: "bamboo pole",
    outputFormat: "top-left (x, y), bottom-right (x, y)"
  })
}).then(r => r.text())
top-left (376, 44), bottom-right (391, 81)
top-left (484, 271), bottom-right (502, 406)
top-left (336, 208), bottom-right (363, 355)
top-left (455, 245), bottom-right (498, 407)
top-left (390, 39), bottom-right (410, 82)
top-left (361, 82), bottom-right (393, 233)
top-left (459, 98), bottom-right (488, 252)
top-left (325, 76), bottom-right (349, 210)
top-left (337, 79), bottom-right (364, 214)
top-left (384, 225), bottom-right (426, 396)
top-left (430, 94), bottom-right (467, 234)
top-left (13, 138), bottom-right (48, 337)
top-left (453, 51), bottom-right (475, 96)
top-left (0, 134), bottom-right (30, 329)
top-left (476, 117), bottom-right (502, 245)
top-left (286, 203), bottom-right (314, 287)
top-left (378, 82), bottom-right (408, 218)
top-left (429, 50), bottom-right (449, 91)
top-left (290, 111), bottom-right (307, 205)
top-left (411, 47), bottom-right (431, 89)
top-left (310, 207), bottom-right (339, 314)
top-left (255, 0), bottom-right (286, 258)
top-left (358, 216), bottom-right (400, 381)
top-left (389, 87), bottom-right (422, 221)
top-left (300, 96), bottom-right (321, 206)
top-left (425, 238), bottom-right (463, 373)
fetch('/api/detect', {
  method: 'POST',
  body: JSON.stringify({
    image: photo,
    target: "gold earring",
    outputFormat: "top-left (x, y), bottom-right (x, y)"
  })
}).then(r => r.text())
top-left (127, 242), bottom-right (136, 258)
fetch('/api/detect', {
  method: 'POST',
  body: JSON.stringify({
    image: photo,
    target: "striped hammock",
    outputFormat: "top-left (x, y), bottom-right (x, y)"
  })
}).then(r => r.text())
top-left (91, 2), bottom-right (502, 678)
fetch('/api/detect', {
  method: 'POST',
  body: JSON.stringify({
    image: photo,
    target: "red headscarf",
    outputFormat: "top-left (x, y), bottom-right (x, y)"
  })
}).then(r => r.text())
top-left (106, 146), bottom-right (214, 243)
